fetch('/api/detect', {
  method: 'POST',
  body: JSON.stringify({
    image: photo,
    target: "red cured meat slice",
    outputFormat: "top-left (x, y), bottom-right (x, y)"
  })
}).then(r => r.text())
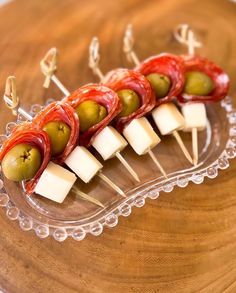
top-left (103, 68), bottom-right (156, 132)
top-left (32, 102), bottom-right (79, 164)
top-left (136, 53), bottom-right (185, 106)
top-left (0, 123), bottom-right (51, 194)
top-left (64, 84), bottom-right (121, 146)
top-left (177, 55), bottom-right (230, 104)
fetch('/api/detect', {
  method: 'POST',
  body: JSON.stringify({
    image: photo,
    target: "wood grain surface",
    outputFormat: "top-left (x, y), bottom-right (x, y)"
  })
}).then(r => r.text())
top-left (0, 0), bottom-right (236, 292)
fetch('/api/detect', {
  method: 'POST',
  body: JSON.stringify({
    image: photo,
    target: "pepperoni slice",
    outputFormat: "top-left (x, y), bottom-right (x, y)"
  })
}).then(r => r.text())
top-left (136, 53), bottom-right (185, 106)
top-left (177, 55), bottom-right (230, 104)
top-left (0, 123), bottom-right (51, 194)
top-left (32, 101), bottom-right (79, 164)
top-left (64, 84), bottom-right (121, 146)
top-left (103, 68), bottom-right (156, 132)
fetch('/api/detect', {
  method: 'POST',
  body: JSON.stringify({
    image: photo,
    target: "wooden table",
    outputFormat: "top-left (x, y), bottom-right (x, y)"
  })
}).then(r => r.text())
top-left (0, 0), bottom-right (236, 292)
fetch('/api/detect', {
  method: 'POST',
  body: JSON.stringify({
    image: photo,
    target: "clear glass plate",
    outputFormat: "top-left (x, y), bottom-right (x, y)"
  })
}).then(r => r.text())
top-left (0, 96), bottom-right (236, 242)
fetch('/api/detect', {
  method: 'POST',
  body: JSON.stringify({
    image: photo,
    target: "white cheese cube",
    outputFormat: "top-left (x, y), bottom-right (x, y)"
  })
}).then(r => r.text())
top-left (35, 162), bottom-right (76, 203)
top-left (152, 103), bottom-right (185, 135)
top-left (65, 146), bottom-right (102, 183)
top-left (92, 126), bottom-right (128, 160)
top-left (123, 117), bottom-right (161, 155)
top-left (181, 103), bottom-right (207, 132)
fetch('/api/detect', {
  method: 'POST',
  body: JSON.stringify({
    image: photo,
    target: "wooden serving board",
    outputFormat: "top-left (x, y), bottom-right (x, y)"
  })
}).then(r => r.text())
top-left (0, 0), bottom-right (236, 292)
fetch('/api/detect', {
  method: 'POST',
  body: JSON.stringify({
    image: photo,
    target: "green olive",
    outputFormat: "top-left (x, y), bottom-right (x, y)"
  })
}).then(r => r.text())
top-left (184, 71), bottom-right (214, 95)
top-left (75, 100), bottom-right (107, 132)
top-left (117, 89), bottom-right (140, 117)
top-left (2, 143), bottom-right (42, 182)
top-left (146, 73), bottom-right (171, 98)
top-left (43, 121), bottom-right (71, 156)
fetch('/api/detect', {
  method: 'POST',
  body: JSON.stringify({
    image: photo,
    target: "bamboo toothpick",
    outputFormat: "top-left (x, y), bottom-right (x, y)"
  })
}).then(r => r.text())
top-left (147, 149), bottom-right (168, 178)
top-left (173, 24), bottom-right (202, 56)
top-left (4, 76), bottom-right (20, 116)
top-left (115, 152), bottom-right (140, 182)
top-left (123, 24), bottom-right (140, 66)
top-left (174, 24), bottom-right (203, 166)
top-left (89, 37), bottom-right (105, 81)
top-left (172, 130), bottom-right (193, 164)
top-left (98, 172), bottom-right (126, 197)
top-left (72, 186), bottom-right (105, 208)
top-left (175, 130), bottom-right (194, 165)
top-left (40, 47), bottom-right (58, 89)
top-left (40, 48), bottom-right (70, 96)
top-left (3, 76), bottom-right (104, 208)
top-left (192, 127), bottom-right (198, 166)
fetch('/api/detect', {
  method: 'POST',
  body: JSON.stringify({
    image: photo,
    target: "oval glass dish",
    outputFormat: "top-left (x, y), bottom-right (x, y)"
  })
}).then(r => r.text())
top-left (0, 96), bottom-right (236, 242)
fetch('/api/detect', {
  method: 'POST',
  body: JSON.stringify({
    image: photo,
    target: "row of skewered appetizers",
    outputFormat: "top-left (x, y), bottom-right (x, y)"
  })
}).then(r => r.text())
top-left (0, 25), bottom-right (230, 206)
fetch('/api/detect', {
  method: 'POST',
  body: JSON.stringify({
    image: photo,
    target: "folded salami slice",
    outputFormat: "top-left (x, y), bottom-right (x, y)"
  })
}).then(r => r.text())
top-left (136, 53), bottom-right (185, 106)
top-left (32, 102), bottom-right (79, 164)
top-left (64, 84), bottom-right (121, 146)
top-left (103, 68), bottom-right (156, 132)
top-left (177, 55), bottom-right (230, 104)
top-left (0, 123), bottom-right (51, 194)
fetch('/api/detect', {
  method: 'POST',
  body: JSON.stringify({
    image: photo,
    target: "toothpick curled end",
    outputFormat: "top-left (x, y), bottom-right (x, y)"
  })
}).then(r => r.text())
top-left (40, 47), bottom-right (58, 88)
top-left (123, 24), bottom-right (140, 66)
top-left (4, 76), bottom-right (20, 116)
top-left (88, 37), bottom-right (104, 81)
top-left (173, 24), bottom-right (202, 56)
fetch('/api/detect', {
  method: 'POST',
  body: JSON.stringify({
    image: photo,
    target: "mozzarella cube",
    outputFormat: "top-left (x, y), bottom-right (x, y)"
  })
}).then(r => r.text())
top-left (182, 103), bottom-right (207, 132)
top-left (152, 103), bottom-right (185, 135)
top-left (35, 162), bottom-right (76, 203)
top-left (65, 146), bottom-right (102, 183)
top-left (123, 117), bottom-right (161, 155)
top-left (92, 126), bottom-right (128, 160)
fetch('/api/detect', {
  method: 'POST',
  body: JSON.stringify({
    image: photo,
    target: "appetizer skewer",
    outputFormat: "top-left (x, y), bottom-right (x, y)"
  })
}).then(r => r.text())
top-left (174, 24), bottom-right (204, 165)
top-left (89, 38), bottom-right (168, 178)
top-left (33, 93), bottom-right (125, 196)
top-left (1, 100), bottom-right (82, 204)
top-left (122, 25), bottom-right (193, 165)
top-left (174, 24), bottom-right (230, 165)
top-left (2, 76), bottom-right (122, 205)
top-left (40, 48), bottom-right (140, 183)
